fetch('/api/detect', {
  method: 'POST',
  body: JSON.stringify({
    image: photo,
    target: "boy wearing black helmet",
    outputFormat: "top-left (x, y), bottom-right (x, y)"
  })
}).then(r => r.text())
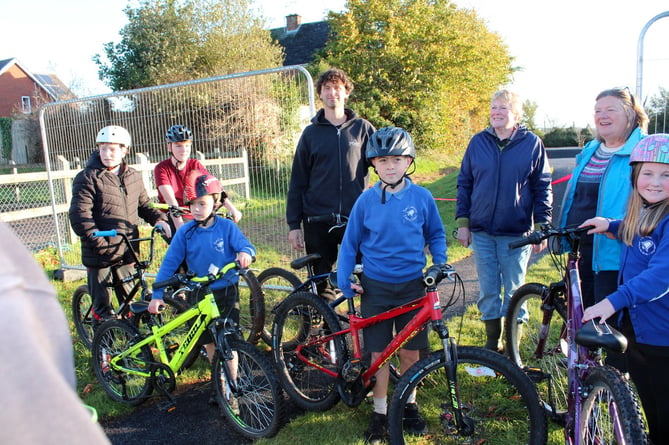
top-left (337, 127), bottom-right (447, 444)
top-left (155, 125), bottom-right (241, 233)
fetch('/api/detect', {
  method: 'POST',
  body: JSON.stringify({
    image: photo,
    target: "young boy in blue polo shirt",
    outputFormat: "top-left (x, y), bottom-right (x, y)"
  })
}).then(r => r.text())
top-left (337, 126), bottom-right (447, 444)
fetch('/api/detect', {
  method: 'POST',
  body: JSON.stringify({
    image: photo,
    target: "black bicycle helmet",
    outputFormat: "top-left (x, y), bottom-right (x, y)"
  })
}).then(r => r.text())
top-left (166, 125), bottom-right (193, 142)
top-left (366, 126), bottom-right (415, 161)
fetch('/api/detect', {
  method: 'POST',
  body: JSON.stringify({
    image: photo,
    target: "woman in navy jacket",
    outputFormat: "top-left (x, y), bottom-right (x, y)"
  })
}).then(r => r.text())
top-left (456, 89), bottom-right (552, 351)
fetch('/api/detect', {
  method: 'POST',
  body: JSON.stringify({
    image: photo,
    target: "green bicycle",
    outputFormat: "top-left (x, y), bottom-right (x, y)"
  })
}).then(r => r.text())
top-left (91, 261), bottom-right (285, 439)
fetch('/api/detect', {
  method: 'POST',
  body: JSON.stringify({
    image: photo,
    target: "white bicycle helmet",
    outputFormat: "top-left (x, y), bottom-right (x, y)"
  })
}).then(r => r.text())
top-left (96, 126), bottom-right (131, 148)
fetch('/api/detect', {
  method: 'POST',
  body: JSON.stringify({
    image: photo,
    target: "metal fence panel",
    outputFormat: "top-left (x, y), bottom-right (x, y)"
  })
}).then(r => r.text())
top-left (2, 65), bottom-right (315, 273)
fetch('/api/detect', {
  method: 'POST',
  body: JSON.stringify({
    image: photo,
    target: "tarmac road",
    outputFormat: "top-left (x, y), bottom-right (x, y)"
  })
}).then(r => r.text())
top-left (100, 149), bottom-right (576, 444)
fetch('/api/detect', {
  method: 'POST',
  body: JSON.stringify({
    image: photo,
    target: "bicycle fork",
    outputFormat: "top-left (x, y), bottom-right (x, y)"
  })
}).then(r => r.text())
top-left (434, 320), bottom-right (475, 437)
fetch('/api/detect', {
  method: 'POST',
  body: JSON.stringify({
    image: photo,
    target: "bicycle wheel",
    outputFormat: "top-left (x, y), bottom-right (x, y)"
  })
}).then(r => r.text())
top-left (211, 339), bottom-right (285, 439)
top-left (505, 282), bottom-right (569, 420)
top-left (388, 346), bottom-right (547, 445)
top-left (91, 319), bottom-right (153, 405)
top-left (237, 270), bottom-right (265, 344)
top-left (272, 291), bottom-right (346, 411)
top-left (257, 267), bottom-right (301, 346)
top-left (580, 365), bottom-right (647, 444)
top-left (72, 284), bottom-right (95, 348)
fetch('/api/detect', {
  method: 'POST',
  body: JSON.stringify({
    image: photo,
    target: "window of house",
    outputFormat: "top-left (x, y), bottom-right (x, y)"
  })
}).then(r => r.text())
top-left (21, 96), bottom-right (31, 114)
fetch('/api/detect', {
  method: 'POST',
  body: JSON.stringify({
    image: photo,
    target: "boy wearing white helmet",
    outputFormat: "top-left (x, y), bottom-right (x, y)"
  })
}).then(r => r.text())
top-left (154, 124), bottom-right (241, 233)
top-left (69, 125), bottom-right (170, 328)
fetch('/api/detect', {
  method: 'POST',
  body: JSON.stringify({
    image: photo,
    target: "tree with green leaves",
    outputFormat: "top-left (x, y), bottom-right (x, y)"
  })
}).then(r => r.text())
top-left (94, 0), bottom-right (284, 91)
top-left (646, 87), bottom-right (669, 134)
top-left (313, 0), bottom-right (513, 156)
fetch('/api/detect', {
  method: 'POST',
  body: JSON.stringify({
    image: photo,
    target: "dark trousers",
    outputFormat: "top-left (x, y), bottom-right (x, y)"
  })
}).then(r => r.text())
top-left (303, 221), bottom-right (345, 297)
top-left (624, 318), bottom-right (669, 445)
top-left (87, 264), bottom-right (134, 318)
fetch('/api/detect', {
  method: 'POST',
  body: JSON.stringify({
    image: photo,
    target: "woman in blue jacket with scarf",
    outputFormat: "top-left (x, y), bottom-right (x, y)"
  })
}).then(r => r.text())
top-left (456, 89), bottom-right (552, 351)
top-left (560, 87), bottom-right (648, 310)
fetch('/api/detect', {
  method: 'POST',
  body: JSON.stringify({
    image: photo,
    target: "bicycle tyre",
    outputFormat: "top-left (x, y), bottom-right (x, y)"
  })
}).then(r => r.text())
top-left (237, 270), bottom-right (265, 345)
top-left (72, 284), bottom-right (96, 349)
top-left (272, 291), bottom-right (346, 411)
top-left (505, 282), bottom-right (569, 421)
top-left (580, 365), bottom-right (647, 444)
top-left (388, 346), bottom-right (547, 445)
top-left (91, 319), bottom-right (153, 406)
top-left (211, 340), bottom-right (285, 439)
top-left (257, 267), bottom-right (302, 346)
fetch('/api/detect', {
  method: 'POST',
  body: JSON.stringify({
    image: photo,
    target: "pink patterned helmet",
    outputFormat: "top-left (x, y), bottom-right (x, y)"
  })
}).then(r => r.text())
top-left (629, 134), bottom-right (669, 165)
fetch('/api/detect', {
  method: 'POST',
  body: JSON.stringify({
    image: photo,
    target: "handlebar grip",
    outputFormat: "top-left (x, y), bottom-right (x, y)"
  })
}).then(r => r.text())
top-left (153, 275), bottom-right (182, 290)
top-left (509, 231), bottom-right (543, 249)
top-left (306, 214), bottom-right (334, 223)
top-left (93, 230), bottom-right (117, 238)
top-left (424, 265), bottom-right (441, 287)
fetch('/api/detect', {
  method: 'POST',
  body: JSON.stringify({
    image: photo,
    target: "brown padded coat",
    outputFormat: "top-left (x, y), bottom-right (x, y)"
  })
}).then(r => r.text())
top-left (69, 151), bottom-right (166, 268)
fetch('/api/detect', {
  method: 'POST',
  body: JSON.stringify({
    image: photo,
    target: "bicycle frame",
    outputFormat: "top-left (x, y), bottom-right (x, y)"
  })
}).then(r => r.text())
top-left (106, 263), bottom-right (243, 393)
top-left (108, 291), bottom-right (221, 376)
top-left (292, 271), bottom-right (457, 400)
top-left (519, 227), bottom-right (633, 444)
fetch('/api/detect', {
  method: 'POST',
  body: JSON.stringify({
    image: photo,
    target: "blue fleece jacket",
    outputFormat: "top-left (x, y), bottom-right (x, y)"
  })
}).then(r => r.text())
top-left (606, 216), bottom-right (669, 346)
top-left (456, 125), bottom-right (552, 236)
top-left (337, 179), bottom-right (447, 298)
top-left (153, 216), bottom-right (256, 300)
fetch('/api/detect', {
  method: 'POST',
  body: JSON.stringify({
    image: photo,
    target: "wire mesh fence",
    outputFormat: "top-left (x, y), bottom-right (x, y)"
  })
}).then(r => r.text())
top-left (3, 65), bottom-right (315, 274)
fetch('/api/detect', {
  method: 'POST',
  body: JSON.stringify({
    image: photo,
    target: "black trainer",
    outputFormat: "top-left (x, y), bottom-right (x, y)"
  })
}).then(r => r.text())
top-left (364, 412), bottom-right (388, 444)
top-left (403, 403), bottom-right (427, 435)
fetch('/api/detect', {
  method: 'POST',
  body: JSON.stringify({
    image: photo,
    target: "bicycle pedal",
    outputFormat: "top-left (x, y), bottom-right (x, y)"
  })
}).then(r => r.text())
top-left (524, 367), bottom-right (548, 383)
top-left (157, 400), bottom-right (177, 413)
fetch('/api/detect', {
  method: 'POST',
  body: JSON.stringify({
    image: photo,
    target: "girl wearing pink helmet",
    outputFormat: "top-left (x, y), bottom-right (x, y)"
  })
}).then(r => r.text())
top-left (582, 133), bottom-right (669, 444)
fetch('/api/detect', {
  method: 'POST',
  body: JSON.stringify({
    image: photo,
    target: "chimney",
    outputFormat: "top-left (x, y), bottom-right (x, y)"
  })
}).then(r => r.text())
top-left (286, 14), bottom-right (302, 31)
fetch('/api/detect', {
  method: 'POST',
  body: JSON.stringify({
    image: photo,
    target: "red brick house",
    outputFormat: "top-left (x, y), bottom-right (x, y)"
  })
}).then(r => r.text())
top-left (0, 57), bottom-right (72, 118)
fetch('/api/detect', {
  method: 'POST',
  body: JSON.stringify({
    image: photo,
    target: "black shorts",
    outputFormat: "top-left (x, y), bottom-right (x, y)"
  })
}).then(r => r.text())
top-left (360, 274), bottom-right (428, 352)
top-left (193, 284), bottom-right (239, 345)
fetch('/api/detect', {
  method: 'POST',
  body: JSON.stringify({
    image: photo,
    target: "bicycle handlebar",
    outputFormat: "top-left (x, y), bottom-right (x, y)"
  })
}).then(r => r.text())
top-left (424, 264), bottom-right (456, 287)
top-left (151, 202), bottom-right (234, 220)
top-left (306, 213), bottom-right (348, 224)
top-left (508, 224), bottom-right (595, 249)
top-left (92, 225), bottom-right (165, 266)
top-left (152, 258), bottom-right (254, 291)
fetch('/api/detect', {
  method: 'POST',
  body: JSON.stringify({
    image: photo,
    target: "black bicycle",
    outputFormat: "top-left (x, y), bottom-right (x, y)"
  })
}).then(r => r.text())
top-left (72, 227), bottom-right (186, 349)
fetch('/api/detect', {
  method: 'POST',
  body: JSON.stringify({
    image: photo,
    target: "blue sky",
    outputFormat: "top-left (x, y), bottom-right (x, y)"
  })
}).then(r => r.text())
top-left (3, 0), bottom-right (668, 128)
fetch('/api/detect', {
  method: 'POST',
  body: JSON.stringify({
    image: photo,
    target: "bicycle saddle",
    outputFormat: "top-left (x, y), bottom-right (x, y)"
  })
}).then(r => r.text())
top-left (290, 253), bottom-right (321, 270)
top-left (129, 300), bottom-right (150, 315)
top-left (575, 319), bottom-right (628, 353)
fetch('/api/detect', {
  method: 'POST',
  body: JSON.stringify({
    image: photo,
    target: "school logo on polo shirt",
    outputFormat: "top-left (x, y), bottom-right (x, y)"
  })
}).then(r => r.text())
top-left (639, 237), bottom-right (656, 256)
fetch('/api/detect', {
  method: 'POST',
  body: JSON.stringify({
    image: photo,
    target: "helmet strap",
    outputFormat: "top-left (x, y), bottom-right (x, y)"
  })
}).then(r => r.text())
top-left (380, 176), bottom-right (405, 204)
top-left (195, 202), bottom-right (222, 227)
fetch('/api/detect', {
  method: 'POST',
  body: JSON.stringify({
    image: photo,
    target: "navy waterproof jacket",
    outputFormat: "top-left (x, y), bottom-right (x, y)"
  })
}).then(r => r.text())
top-left (456, 126), bottom-right (553, 236)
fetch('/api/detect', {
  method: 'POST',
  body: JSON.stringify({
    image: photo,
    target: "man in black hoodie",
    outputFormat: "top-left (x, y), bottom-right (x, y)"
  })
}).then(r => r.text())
top-left (286, 68), bottom-right (375, 297)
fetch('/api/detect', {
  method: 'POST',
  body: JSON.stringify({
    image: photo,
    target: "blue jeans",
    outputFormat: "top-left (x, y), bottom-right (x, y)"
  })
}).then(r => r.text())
top-left (471, 231), bottom-right (531, 321)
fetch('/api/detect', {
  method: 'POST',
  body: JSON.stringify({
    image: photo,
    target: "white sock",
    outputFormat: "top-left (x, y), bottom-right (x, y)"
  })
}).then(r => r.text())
top-left (373, 396), bottom-right (387, 415)
top-left (406, 391), bottom-right (416, 404)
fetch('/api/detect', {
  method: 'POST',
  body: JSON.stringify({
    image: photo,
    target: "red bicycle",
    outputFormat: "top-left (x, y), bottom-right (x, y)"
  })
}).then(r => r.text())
top-left (271, 264), bottom-right (547, 444)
